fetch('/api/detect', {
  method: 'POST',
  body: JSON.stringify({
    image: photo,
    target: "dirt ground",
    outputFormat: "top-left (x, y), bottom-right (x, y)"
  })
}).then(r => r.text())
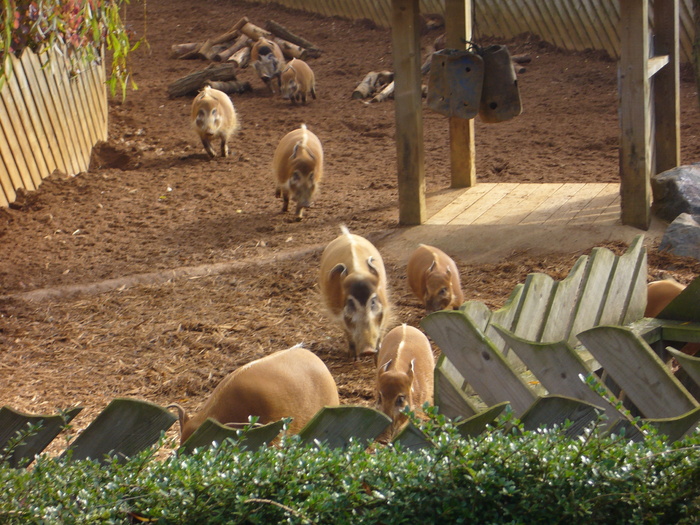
top-left (1, 0), bottom-right (700, 452)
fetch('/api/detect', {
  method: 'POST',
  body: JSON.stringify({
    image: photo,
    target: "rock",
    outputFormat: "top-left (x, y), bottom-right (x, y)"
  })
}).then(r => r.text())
top-left (651, 163), bottom-right (700, 222)
top-left (659, 213), bottom-right (700, 260)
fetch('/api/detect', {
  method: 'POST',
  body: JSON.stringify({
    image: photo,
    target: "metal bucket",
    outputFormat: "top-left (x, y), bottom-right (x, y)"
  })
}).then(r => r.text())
top-left (427, 48), bottom-right (484, 120)
top-left (478, 45), bottom-right (523, 123)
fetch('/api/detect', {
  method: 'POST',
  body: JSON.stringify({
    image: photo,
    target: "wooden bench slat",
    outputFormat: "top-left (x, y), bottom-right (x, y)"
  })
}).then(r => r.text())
top-left (422, 311), bottom-right (536, 416)
top-left (658, 275), bottom-right (700, 323)
top-left (0, 406), bottom-right (82, 468)
top-left (495, 326), bottom-right (626, 424)
top-left (519, 395), bottom-right (602, 437)
top-left (599, 234), bottom-right (646, 326)
top-left (484, 284), bottom-right (524, 353)
top-left (63, 398), bottom-right (177, 463)
top-left (393, 423), bottom-right (432, 450)
top-left (539, 254), bottom-right (589, 343)
top-left (578, 326), bottom-right (699, 418)
top-left (666, 347), bottom-right (700, 389)
top-left (434, 354), bottom-right (478, 419)
top-left (180, 418), bottom-right (284, 455)
top-left (455, 401), bottom-right (509, 438)
top-left (298, 406), bottom-right (390, 448)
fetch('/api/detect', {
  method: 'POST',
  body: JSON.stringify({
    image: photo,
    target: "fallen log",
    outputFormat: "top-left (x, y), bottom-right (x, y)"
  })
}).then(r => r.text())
top-left (171, 42), bottom-right (199, 59)
top-left (239, 20), bottom-right (272, 41)
top-left (210, 17), bottom-right (249, 45)
top-left (274, 38), bottom-right (307, 60)
top-left (265, 19), bottom-right (322, 57)
top-left (205, 79), bottom-right (252, 94)
top-left (369, 80), bottom-right (394, 103)
top-left (167, 63), bottom-right (240, 97)
top-left (228, 46), bottom-right (251, 68)
top-left (214, 34), bottom-right (251, 62)
top-left (511, 54), bottom-right (532, 64)
top-left (352, 71), bottom-right (393, 99)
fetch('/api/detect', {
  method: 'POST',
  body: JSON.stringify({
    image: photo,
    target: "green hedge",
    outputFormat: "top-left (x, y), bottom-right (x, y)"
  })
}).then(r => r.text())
top-left (2, 411), bottom-right (699, 524)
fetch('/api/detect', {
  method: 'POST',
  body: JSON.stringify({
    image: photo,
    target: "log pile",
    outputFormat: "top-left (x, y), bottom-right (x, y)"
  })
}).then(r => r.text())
top-left (167, 17), bottom-right (322, 97)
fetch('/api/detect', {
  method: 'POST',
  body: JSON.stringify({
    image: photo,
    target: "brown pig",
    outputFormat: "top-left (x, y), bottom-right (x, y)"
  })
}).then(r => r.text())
top-left (280, 58), bottom-right (317, 104)
top-left (191, 85), bottom-right (240, 157)
top-left (376, 324), bottom-right (435, 436)
top-left (407, 244), bottom-right (464, 313)
top-left (169, 345), bottom-right (339, 444)
top-left (251, 38), bottom-right (286, 93)
top-left (319, 226), bottom-right (391, 360)
top-left (272, 124), bottom-right (324, 220)
top-left (645, 279), bottom-right (686, 318)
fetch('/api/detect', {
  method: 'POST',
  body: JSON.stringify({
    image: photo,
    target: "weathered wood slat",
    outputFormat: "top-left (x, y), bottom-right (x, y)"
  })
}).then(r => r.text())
top-left (598, 234), bottom-right (646, 326)
top-left (483, 283), bottom-right (524, 352)
top-left (0, 406), bottom-right (82, 468)
top-left (422, 310), bottom-right (536, 415)
top-left (657, 275), bottom-right (700, 323)
top-left (667, 348), bottom-right (700, 389)
top-left (434, 354), bottom-right (478, 419)
top-left (518, 395), bottom-right (602, 437)
top-left (180, 418), bottom-right (285, 454)
top-left (578, 326), bottom-right (699, 418)
top-left (455, 401), bottom-right (509, 438)
top-left (298, 406), bottom-right (391, 448)
top-left (496, 327), bottom-right (625, 423)
top-left (393, 423), bottom-right (432, 450)
top-left (643, 406), bottom-right (700, 442)
top-left (539, 254), bottom-right (588, 342)
top-left (63, 398), bottom-right (177, 463)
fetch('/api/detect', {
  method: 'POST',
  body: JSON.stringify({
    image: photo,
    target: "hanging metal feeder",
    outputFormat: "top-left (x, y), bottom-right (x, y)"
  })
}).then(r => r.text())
top-left (427, 48), bottom-right (484, 120)
top-left (478, 44), bottom-right (523, 123)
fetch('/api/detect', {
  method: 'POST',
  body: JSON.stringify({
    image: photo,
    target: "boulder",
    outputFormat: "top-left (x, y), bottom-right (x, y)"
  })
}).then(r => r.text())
top-left (651, 163), bottom-right (700, 222)
top-left (659, 213), bottom-right (700, 261)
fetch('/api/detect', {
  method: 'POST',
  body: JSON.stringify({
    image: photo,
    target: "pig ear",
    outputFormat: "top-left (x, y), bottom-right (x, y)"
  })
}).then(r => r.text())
top-left (367, 256), bottom-right (379, 276)
top-left (291, 143), bottom-right (300, 159)
top-left (427, 260), bottom-right (436, 273)
top-left (330, 263), bottom-right (347, 278)
top-left (380, 359), bottom-right (393, 373)
top-left (406, 359), bottom-right (415, 381)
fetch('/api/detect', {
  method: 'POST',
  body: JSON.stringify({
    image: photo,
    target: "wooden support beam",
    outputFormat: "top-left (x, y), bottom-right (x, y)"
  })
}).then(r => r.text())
top-left (618, 0), bottom-right (652, 230)
top-left (445, 0), bottom-right (476, 188)
top-left (652, 0), bottom-right (681, 174)
top-left (391, 0), bottom-right (425, 225)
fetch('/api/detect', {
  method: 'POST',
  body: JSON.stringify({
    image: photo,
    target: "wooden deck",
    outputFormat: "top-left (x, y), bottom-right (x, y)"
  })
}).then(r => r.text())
top-left (425, 183), bottom-right (621, 227)
top-left (382, 183), bottom-right (666, 264)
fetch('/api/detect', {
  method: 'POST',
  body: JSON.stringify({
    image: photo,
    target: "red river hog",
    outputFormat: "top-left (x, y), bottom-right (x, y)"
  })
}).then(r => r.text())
top-left (273, 124), bottom-right (324, 220)
top-left (319, 226), bottom-right (391, 360)
top-left (251, 38), bottom-right (286, 93)
top-left (407, 244), bottom-right (464, 313)
top-left (191, 85), bottom-right (240, 158)
top-left (376, 324), bottom-right (435, 435)
top-left (280, 58), bottom-right (317, 104)
top-left (169, 345), bottom-right (339, 444)
top-left (645, 279), bottom-right (686, 318)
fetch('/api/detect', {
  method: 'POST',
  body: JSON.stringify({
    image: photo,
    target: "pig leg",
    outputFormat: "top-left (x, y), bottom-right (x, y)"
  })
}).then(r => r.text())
top-left (281, 192), bottom-right (290, 213)
top-left (201, 138), bottom-right (216, 158)
top-left (294, 203), bottom-right (304, 221)
top-left (311, 87), bottom-right (317, 100)
top-left (300, 93), bottom-right (307, 104)
top-left (220, 138), bottom-right (229, 157)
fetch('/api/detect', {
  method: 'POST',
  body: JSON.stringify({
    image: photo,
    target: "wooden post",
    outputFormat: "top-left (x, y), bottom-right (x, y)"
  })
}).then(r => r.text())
top-left (391, 0), bottom-right (425, 225)
top-left (653, 0), bottom-right (680, 174)
top-left (445, 0), bottom-right (476, 188)
top-left (618, 0), bottom-right (651, 230)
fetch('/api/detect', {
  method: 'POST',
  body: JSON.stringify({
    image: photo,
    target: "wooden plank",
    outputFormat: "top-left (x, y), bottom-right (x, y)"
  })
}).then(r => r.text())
top-left (653, 0), bottom-right (681, 174)
top-left (472, 183), bottom-right (545, 225)
top-left (598, 234), bottom-right (646, 326)
top-left (0, 100), bottom-right (22, 202)
top-left (571, 182), bottom-right (618, 221)
top-left (434, 354), bottom-right (478, 419)
top-left (578, 326), bottom-right (698, 418)
top-left (496, 327), bottom-right (626, 424)
top-left (645, 406), bottom-right (700, 442)
top-left (0, 89), bottom-right (37, 192)
top-left (567, 246), bottom-right (617, 346)
top-left (63, 398), bottom-right (177, 464)
top-left (393, 422), bottom-right (432, 450)
top-left (519, 395), bottom-right (602, 437)
top-left (87, 59), bottom-right (108, 141)
top-left (422, 310), bottom-right (536, 415)
top-left (660, 323), bottom-right (700, 344)
top-left (667, 348), bottom-right (700, 390)
top-left (455, 401), bottom-right (509, 438)
top-left (15, 52), bottom-right (59, 176)
top-left (450, 182), bottom-right (519, 225)
top-left (424, 184), bottom-right (492, 225)
top-left (35, 50), bottom-right (82, 175)
top-left (298, 406), bottom-right (391, 447)
top-left (392, 0), bottom-right (425, 225)
top-left (511, 273), bottom-right (555, 342)
top-left (543, 183), bottom-right (608, 225)
top-left (521, 183), bottom-right (585, 224)
top-left (0, 155), bottom-right (12, 206)
top-left (619, 0), bottom-right (652, 229)
top-left (460, 300), bottom-right (492, 332)
top-left (484, 283), bottom-right (524, 352)
top-left (3, 57), bottom-right (47, 187)
top-left (179, 418), bottom-right (284, 455)
top-left (539, 254), bottom-right (589, 342)
top-left (23, 50), bottom-right (73, 174)
top-left (0, 406), bottom-right (82, 468)
top-left (72, 62), bottom-right (99, 147)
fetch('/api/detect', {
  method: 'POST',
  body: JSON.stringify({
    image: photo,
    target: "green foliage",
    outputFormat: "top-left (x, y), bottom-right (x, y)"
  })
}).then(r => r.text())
top-left (1, 414), bottom-right (699, 524)
top-left (0, 0), bottom-right (144, 98)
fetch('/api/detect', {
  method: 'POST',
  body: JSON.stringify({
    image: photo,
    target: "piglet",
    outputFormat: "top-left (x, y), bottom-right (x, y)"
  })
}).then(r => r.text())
top-left (407, 244), bottom-right (464, 313)
top-left (191, 85), bottom-right (239, 157)
top-left (280, 58), bottom-right (317, 104)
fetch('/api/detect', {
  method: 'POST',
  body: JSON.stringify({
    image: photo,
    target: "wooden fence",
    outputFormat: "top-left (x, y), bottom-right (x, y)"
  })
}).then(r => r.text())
top-left (254, 0), bottom-right (696, 63)
top-left (0, 47), bottom-right (108, 207)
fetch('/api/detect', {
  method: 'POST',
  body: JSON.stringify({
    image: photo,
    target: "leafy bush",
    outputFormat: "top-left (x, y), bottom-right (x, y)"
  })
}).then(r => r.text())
top-left (1, 410), bottom-right (699, 524)
top-left (0, 0), bottom-right (143, 96)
